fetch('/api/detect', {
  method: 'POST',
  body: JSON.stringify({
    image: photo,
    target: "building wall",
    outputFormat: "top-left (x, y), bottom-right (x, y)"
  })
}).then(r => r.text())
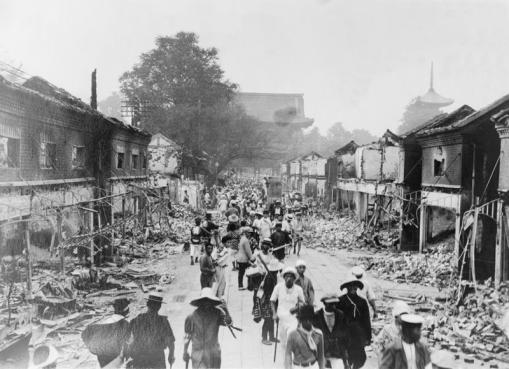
top-left (421, 143), bottom-right (463, 187)
top-left (382, 146), bottom-right (399, 180)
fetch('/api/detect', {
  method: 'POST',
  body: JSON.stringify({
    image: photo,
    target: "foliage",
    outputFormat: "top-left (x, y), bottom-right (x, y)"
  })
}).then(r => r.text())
top-left (397, 99), bottom-right (442, 134)
top-left (119, 32), bottom-right (273, 177)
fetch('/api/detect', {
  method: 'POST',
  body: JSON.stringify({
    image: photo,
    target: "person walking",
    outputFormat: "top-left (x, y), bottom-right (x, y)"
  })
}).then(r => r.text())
top-left (253, 239), bottom-right (280, 345)
top-left (295, 259), bottom-right (315, 306)
top-left (271, 267), bottom-right (306, 355)
top-left (237, 227), bottom-right (255, 290)
top-left (350, 266), bottom-right (377, 318)
top-left (337, 277), bottom-right (372, 369)
top-left (271, 222), bottom-right (291, 262)
top-left (291, 212), bottom-right (305, 256)
top-left (200, 243), bottom-right (216, 288)
top-left (183, 288), bottom-right (232, 369)
top-left (81, 298), bottom-right (131, 368)
top-left (190, 218), bottom-right (204, 265)
top-left (313, 294), bottom-right (349, 369)
top-left (127, 293), bottom-right (175, 369)
top-left (379, 314), bottom-right (431, 369)
top-left (259, 210), bottom-right (273, 241)
top-left (374, 300), bottom-right (410, 360)
top-left (285, 304), bottom-right (325, 369)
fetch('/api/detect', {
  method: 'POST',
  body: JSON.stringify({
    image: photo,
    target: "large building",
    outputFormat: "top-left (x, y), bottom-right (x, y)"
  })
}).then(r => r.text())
top-left (228, 92), bottom-right (314, 178)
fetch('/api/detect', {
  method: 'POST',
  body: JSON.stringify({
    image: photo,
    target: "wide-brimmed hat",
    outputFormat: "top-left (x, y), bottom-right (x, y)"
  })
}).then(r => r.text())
top-left (30, 344), bottom-right (59, 369)
top-left (249, 211), bottom-right (256, 216)
top-left (282, 267), bottom-right (298, 279)
top-left (297, 305), bottom-right (315, 320)
top-left (321, 293), bottom-right (340, 304)
top-left (430, 350), bottom-right (456, 369)
top-left (255, 211), bottom-right (263, 216)
top-left (340, 277), bottom-right (364, 291)
top-left (351, 266), bottom-right (365, 277)
top-left (190, 287), bottom-right (222, 307)
top-left (145, 292), bottom-right (165, 304)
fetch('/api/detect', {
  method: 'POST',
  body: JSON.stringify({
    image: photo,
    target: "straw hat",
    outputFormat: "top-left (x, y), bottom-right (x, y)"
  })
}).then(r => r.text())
top-left (228, 214), bottom-right (239, 223)
top-left (145, 292), bottom-right (165, 304)
top-left (190, 288), bottom-right (221, 307)
top-left (321, 293), bottom-right (340, 304)
top-left (282, 267), bottom-right (298, 279)
top-left (401, 313), bottom-right (424, 326)
top-left (340, 277), bottom-right (364, 291)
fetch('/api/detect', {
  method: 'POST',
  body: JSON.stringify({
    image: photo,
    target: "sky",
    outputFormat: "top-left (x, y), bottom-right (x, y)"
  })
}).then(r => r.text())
top-left (1, 0), bottom-right (509, 136)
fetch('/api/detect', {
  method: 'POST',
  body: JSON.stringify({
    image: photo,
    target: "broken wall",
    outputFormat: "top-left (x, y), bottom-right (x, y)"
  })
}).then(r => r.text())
top-left (421, 143), bottom-right (463, 187)
top-left (382, 146), bottom-right (399, 180)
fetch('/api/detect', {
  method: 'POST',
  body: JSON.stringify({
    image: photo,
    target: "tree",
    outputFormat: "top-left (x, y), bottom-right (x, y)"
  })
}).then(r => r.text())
top-left (397, 99), bottom-right (443, 134)
top-left (119, 32), bottom-right (272, 179)
top-left (98, 91), bottom-right (122, 120)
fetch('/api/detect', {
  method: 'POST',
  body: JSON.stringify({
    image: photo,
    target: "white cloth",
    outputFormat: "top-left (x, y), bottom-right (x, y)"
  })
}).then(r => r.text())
top-left (357, 277), bottom-right (376, 301)
top-left (402, 342), bottom-right (417, 369)
top-left (259, 218), bottom-right (272, 239)
top-left (327, 358), bottom-right (344, 369)
top-left (270, 283), bottom-right (305, 318)
top-left (190, 244), bottom-right (197, 257)
top-left (282, 220), bottom-right (292, 233)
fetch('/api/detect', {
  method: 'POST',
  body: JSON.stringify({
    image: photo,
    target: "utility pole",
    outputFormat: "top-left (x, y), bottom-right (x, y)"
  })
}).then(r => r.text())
top-left (91, 69), bottom-right (97, 110)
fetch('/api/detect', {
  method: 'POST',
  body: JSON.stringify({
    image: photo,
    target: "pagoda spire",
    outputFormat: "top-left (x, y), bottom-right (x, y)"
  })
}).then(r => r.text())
top-left (430, 62), bottom-right (434, 91)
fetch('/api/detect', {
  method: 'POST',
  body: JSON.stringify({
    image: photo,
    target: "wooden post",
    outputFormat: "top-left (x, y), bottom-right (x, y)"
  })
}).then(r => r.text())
top-left (454, 210), bottom-right (462, 263)
top-left (470, 198), bottom-right (479, 289)
top-left (495, 199), bottom-right (503, 287)
top-left (25, 221), bottom-right (32, 300)
top-left (122, 198), bottom-right (126, 238)
top-left (419, 204), bottom-right (427, 253)
top-left (57, 210), bottom-right (64, 275)
top-left (89, 209), bottom-right (94, 270)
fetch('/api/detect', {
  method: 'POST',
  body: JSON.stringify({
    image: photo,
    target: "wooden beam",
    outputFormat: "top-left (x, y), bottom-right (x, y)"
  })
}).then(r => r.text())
top-left (495, 199), bottom-right (503, 287)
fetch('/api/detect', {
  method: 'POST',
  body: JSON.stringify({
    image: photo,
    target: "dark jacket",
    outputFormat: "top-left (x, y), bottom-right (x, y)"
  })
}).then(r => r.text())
top-left (379, 338), bottom-right (430, 369)
top-left (313, 309), bottom-right (348, 359)
top-left (270, 230), bottom-right (290, 260)
top-left (336, 294), bottom-right (371, 345)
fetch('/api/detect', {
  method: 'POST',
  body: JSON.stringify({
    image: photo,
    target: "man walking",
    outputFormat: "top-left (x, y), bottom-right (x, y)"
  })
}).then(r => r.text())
top-left (379, 314), bottom-right (431, 369)
top-left (350, 266), bottom-right (377, 318)
top-left (291, 212), bottom-right (305, 256)
top-left (271, 267), bottom-right (306, 355)
top-left (285, 304), bottom-right (325, 369)
top-left (200, 243), bottom-right (216, 288)
top-left (190, 217), bottom-right (204, 265)
top-left (295, 260), bottom-right (315, 306)
top-left (184, 288), bottom-right (232, 369)
top-left (237, 227), bottom-right (255, 290)
top-left (313, 294), bottom-right (348, 369)
top-left (271, 222), bottom-right (291, 262)
top-left (337, 277), bottom-right (371, 369)
top-left (128, 292), bottom-right (175, 369)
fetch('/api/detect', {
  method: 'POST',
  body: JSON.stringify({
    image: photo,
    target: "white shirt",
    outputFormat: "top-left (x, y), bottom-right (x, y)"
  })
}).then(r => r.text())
top-left (259, 218), bottom-right (272, 239)
top-left (402, 341), bottom-right (417, 369)
top-left (270, 282), bottom-right (305, 318)
top-left (357, 277), bottom-right (376, 301)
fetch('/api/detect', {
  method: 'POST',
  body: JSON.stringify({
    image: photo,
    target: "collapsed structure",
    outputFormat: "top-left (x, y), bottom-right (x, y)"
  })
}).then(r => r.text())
top-left (322, 94), bottom-right (509, 286)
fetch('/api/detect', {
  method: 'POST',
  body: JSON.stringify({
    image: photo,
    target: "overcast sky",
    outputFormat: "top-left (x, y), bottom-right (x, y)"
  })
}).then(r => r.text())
top-left (2, 0), bottom-right (509, 135)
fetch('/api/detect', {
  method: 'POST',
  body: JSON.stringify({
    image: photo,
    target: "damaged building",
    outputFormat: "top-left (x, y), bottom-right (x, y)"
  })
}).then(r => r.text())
top-left (0, 75), bottom-right (151, 263)
top-left (331, 132), bottom-right (401, 229)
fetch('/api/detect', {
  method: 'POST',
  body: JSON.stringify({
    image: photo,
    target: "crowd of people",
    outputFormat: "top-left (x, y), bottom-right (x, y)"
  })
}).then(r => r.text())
top-left (80, 178), bottom-right (456, 369)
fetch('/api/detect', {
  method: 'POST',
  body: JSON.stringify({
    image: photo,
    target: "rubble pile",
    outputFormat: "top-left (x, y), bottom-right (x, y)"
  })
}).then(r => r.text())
top-left (0, 201), bottom-right (198, 367)
top-left (357, 241), bottom-right (455, 289)
top-left (304, 213), bottom-right (399, 251)
top-left (427, 280), bottom-right (509, 361)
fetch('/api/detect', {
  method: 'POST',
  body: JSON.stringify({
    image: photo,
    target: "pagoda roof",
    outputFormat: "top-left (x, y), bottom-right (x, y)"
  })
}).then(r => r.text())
top-left (417, 87), bottom-right (454, 107)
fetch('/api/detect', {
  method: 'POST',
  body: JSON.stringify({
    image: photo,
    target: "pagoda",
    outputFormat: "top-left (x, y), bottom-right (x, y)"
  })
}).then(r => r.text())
top-left (398, 63), bottom-right (454, 134)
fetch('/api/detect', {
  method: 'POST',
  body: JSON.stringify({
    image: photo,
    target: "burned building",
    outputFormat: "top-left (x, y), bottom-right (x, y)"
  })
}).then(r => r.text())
top-left (0, 75), bottom-right (150, 260)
